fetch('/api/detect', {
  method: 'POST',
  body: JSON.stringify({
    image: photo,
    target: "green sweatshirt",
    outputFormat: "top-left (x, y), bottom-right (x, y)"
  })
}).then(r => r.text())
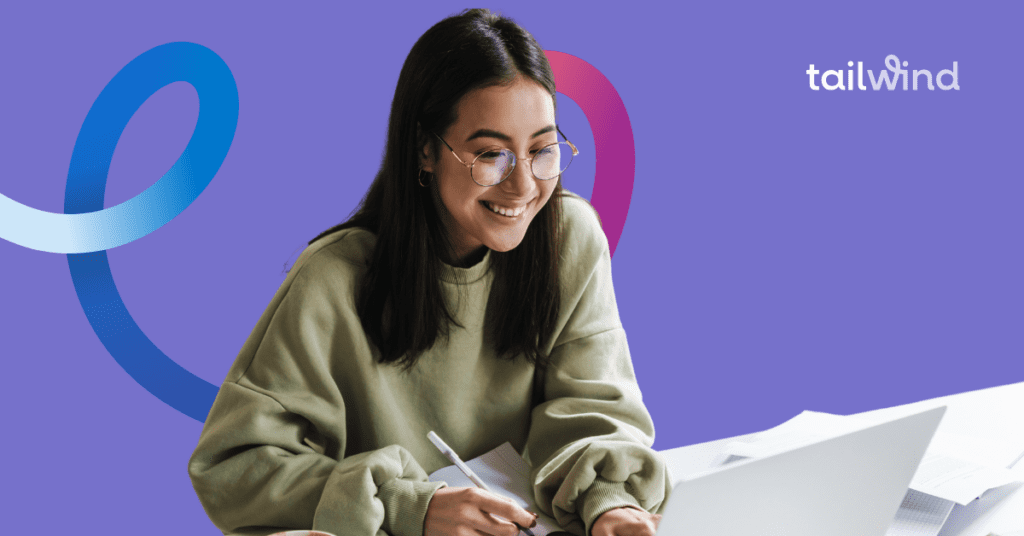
top-left (188, 194), bottom-right (671, 536)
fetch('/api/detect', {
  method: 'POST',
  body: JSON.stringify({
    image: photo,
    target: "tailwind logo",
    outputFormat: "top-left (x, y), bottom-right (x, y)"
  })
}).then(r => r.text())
top-left (807, 55), bottom-right (959, 91)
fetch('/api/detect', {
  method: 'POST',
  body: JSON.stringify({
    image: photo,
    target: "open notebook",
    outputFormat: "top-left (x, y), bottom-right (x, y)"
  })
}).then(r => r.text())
top-left (427, 442), bottom-right (566, 535)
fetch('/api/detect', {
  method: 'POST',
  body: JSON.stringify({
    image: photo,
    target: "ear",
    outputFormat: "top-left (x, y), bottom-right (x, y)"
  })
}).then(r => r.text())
top-left (416, 122), bottom-right (435, 173)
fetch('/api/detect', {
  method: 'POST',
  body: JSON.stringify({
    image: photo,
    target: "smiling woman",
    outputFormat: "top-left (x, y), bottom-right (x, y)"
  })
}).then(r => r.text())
top-left (187, 9), bottom-right (669, 536)
top-left (424, 78), bottom-right (564, 266)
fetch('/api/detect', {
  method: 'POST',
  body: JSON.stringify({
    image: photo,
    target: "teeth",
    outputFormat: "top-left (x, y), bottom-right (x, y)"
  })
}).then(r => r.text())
top-left (484, 201), bottom-right (526, 217)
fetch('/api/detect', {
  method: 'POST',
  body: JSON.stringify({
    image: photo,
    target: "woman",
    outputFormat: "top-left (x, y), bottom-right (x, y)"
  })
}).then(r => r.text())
top-left (189, 9), bottom-right (669, 536)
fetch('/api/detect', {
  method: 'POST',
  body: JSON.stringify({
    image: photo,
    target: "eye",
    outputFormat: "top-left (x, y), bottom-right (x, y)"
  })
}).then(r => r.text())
top-left (475, 149), bottom-right (506, 163)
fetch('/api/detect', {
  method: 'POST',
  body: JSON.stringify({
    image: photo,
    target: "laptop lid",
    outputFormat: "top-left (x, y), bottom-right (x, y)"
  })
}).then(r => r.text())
top-left (656, 406), bottom-right (946, 536)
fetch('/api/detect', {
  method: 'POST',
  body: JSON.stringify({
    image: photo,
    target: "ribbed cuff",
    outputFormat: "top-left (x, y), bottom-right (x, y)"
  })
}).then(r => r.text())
top-left (578, 478), bottom-right (643, 536)
top-left (378, 479), bottom-right (447, 536)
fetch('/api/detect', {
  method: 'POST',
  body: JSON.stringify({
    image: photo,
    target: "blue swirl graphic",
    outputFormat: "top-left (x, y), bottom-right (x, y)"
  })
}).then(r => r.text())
top-left (2, 45), bottom-right (235, 254)
top-left (63, 42), bottom-right (235, 421)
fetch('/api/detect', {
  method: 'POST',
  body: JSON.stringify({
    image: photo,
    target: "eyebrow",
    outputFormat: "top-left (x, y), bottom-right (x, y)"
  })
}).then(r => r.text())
top-left (465, 125), bottom-right (556, 143)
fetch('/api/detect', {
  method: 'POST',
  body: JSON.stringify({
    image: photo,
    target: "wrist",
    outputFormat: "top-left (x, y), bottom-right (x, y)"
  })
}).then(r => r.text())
top-left (579, 479), bottom-right (643, 535)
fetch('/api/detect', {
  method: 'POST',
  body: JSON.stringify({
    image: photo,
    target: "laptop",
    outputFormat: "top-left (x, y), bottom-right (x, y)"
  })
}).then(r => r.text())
top-left (656, 406), bottom-right (946, 536)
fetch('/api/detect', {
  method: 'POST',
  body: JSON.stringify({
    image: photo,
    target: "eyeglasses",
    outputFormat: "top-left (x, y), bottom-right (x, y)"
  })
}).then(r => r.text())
top-left (433, 127), bottom-right (579, 187)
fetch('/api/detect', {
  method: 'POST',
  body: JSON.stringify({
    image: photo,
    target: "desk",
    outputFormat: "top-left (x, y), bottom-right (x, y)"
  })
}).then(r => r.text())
top-left (659, 381), bottom-right (1024, 536)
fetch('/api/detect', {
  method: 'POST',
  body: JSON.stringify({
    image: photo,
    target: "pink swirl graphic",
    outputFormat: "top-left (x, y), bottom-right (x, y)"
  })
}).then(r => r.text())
top-left (546, 51), bottom-right (635, 256)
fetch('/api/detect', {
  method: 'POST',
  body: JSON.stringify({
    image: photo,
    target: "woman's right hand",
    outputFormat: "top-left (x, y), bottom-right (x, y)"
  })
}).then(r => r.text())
top-left (424, 486), bottom-right (538, 536)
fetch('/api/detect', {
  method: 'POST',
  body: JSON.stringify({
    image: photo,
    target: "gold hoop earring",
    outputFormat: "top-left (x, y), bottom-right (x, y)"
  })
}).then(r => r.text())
top-left (418, 168), bottom-right (431, 187)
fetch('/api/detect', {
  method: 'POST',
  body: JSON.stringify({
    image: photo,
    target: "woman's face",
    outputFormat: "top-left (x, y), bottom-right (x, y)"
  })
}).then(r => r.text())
top-left (422, 77), bottom-right (559, 266)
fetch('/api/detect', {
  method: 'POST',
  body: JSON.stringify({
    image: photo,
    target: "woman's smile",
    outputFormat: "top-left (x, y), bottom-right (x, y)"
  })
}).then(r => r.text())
top-left (481, 199), bottom-right (531, 218)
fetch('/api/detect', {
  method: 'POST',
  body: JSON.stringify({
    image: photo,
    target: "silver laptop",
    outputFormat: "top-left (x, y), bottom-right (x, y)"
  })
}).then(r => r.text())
top-left (656, 406), bottom-right (946, 536)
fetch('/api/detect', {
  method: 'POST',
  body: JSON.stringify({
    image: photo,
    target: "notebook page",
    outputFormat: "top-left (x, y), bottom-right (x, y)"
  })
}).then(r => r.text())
top-left (428, 442), bottom-right (563, 535)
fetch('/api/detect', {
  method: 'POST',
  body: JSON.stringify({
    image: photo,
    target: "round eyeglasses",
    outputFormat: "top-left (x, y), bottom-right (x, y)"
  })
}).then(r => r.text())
top-left (433, 128), bottom-right (579, 187)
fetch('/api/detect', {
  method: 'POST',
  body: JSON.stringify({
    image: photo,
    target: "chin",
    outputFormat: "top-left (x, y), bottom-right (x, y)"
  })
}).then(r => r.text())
top-left (485, 240), bottom-right (525, 253)
top-left (484, 231), bottom-right (529, 253)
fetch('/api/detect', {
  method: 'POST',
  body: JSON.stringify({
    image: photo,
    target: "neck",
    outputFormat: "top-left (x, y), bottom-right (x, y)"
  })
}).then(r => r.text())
top-left (444, 245), bottom-right (488, 268)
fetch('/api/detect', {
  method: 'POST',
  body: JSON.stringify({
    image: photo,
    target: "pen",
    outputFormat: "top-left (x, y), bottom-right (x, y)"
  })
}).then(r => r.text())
top-left (427, 431), bottom-right (536, 536)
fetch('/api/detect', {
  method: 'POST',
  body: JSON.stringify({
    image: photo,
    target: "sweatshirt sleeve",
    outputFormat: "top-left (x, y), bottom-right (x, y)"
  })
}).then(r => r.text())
top-left (188, 237), bottom-right (444, 536)
top-left (524, 197), bottom-right (673, 536)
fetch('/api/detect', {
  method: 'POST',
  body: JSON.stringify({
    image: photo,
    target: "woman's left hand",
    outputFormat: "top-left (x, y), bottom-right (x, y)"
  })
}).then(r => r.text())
top-left (591, 506), bottom-right (662, 536)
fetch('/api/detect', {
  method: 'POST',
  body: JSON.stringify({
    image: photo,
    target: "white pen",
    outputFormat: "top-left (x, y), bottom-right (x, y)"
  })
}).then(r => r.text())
top-left (427, 431), bottom-right (536, 536)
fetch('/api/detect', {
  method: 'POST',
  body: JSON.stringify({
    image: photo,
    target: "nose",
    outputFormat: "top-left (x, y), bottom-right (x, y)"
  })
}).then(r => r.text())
top-left (499, 156), bottom-right (537, 197)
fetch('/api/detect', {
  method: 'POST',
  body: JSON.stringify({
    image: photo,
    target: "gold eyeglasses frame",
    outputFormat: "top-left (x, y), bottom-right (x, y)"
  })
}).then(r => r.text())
top-left (432, 127), bottom-right (579, 187)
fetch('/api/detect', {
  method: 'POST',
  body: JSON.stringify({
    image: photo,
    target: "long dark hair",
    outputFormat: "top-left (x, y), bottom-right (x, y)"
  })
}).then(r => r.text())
top-left (311, 9), bottom-right (562, 371)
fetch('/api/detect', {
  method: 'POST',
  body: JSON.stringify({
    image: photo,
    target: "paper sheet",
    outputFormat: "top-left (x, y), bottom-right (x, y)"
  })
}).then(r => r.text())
top-left (928, 432), bottom-right (1023, 470)
top-left (724, 410), bottom-right (871, 458)
top-left (913, 452), bottom-right (1018, 505)
top-left (885, 489), bottom-right (956, 536)
top-left (428, 443), bottom-right (563, 535)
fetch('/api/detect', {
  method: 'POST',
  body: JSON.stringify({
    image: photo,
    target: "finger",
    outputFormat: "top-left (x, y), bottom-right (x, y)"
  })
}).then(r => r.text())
top-left (479, 513), bottom-right (525, 536)
top-left (459, 505), bottom-right (522, 536)
top-left (474, 490), bottom-right (537, 530)
top-left (445, 489), bottom-right (518, 536)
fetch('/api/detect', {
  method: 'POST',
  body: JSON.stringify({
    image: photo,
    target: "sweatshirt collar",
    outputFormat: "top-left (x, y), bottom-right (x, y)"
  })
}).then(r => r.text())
top-left (440, 249), bottom-right (492, 285)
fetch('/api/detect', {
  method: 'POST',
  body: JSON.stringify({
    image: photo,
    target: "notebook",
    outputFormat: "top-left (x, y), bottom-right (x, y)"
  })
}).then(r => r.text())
top-left (428, 442), bottom-right (565, 535)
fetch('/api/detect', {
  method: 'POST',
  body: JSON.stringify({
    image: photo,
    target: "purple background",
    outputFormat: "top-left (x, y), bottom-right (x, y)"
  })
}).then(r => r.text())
top-left (1, 1), bottom-right (1021, 532)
